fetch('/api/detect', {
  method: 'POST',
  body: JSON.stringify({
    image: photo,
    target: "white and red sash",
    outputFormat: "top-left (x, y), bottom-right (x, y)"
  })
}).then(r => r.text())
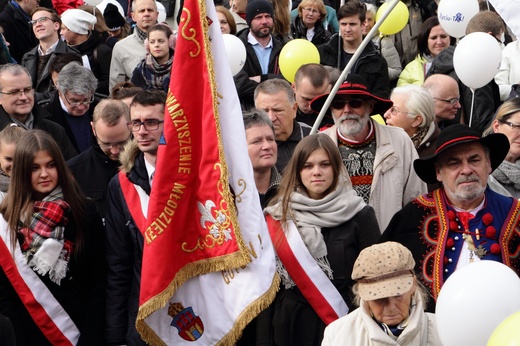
top-left (118, 171), bottom-right (149, 235)
top-left (266, 216), bottom-right (349, 325)
top-left (0, 217), bottom-right (79, 345)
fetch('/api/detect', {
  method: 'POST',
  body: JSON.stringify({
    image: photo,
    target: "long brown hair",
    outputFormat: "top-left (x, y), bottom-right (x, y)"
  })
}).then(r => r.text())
top-left (268, 133), bottom-right (343, 224)
top-left (0, 130), bottom-right (87, 254)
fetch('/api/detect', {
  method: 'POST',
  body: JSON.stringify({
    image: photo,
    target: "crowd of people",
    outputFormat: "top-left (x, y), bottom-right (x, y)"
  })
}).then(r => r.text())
top-left (0, 0), bottom-right (518, 344)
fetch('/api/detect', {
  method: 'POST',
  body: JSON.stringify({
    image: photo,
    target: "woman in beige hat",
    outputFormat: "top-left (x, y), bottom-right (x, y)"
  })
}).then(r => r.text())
top-left (322, 242), bottom-right (443, 346)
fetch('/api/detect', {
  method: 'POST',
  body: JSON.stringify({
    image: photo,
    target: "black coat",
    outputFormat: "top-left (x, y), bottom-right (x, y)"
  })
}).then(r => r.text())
top-left (43, 92), bottom-right (98, 154)
top-left (21, 40), bottom-right (80, 104)
top-left (290, 16), bottom-right (331, 47)
top-left (0, 105), bottom-right (77, 159)
top-left (72, 32), bottom-right (113, 97)
top-left (267, 205), bottom-right (380, 346)
top-left (0, 2), bottom-right (37, 63)
top-left (67, 144), bottom-right (121, 221)
top-left (105, 151), bottom-right (149, 346)
top-left (0, 202), bottom-right (106, 346)
top-left (318, 34), bottom-right (390, 98)
top-left (233, 29), bottom-right (285, 110)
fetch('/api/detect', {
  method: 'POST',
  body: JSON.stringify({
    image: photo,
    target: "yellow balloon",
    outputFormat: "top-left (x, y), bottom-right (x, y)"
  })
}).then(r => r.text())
top-left (487, 311), bottom-right (520, 346)
top-left (375, 1), bottom-right (409, 35)
top-left (278, 39), bottom-right (320, 83)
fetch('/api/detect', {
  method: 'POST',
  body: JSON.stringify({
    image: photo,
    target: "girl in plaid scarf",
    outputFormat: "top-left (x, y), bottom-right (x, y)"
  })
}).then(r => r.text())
top-left (0, 130), bottom-right (106, 345)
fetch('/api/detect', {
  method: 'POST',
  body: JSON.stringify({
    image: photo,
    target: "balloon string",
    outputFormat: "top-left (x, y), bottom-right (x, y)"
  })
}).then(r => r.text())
top-left (468, 88), bottom-right (475, 128)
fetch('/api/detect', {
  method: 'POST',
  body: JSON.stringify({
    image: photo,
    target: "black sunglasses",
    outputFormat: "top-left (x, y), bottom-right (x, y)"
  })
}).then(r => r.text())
top-left (330, 98), bottom-right (365, 110)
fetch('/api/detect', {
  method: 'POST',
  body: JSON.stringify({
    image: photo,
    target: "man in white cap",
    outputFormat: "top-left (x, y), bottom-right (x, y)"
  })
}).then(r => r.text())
top-left (60, 8), bottom-right (112, 96)
top-left (109, 0), bottom-right (158, 91)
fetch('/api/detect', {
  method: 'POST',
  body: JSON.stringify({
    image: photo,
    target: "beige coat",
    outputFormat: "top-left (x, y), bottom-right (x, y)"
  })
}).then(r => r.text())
top-left (323, 121), bottom-right (426, 231)
top-left (322, 292), bottom-right (443, 346)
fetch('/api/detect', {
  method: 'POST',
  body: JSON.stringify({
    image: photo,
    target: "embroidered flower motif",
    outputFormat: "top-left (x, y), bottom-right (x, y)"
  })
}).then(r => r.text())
top-left (486, 226), bottom-right (497, 239)
top-left (490, 243), bottom-right (501, 255)
top-left (482, 213), bottom-right (493, 226)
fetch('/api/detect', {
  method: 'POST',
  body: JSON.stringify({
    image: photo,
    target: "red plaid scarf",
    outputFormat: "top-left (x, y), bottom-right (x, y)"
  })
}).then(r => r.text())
top-left (19, 188), bottom-right (71, 285)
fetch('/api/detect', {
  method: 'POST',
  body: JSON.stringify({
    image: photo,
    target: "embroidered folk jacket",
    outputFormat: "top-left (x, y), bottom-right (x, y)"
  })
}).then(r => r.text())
top-left (381, 187), bottom-right (520, 312)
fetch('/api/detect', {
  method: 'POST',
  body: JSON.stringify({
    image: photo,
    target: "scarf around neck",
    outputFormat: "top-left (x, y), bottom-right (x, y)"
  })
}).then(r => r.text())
top-left (265, 174), bottom-right (366, 283)
top-left (140, 52), bottom-right (173, 90)
top-left (19, 187), bottom-right (71, 285)
top-left (492, 159), bottom-right (520, 191)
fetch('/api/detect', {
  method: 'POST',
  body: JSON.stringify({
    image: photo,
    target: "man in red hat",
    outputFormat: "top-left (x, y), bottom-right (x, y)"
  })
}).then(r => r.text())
top-left (311, 73), bottom-right (426, 231)
top-left (381, 124), bottom-right (520, 312)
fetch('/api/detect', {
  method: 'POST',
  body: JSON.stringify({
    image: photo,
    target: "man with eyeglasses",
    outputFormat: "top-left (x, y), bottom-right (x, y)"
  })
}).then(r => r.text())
top-left (0, 63), bottom-right (76, 159)
top-left (0, 0), bottom-right (39, 63)
top-left (67, 99), bottom-right (131, 220)
top-left (105, 89), bottom-right (165, 346)
top-left (22, 7), bottom-right (80, 104)
top-left (311, 73), bottom-right (426, 231)
top-left (44, 61), bottom-right (98, 154)
top-left (423, 74), bottom-right (461, 130)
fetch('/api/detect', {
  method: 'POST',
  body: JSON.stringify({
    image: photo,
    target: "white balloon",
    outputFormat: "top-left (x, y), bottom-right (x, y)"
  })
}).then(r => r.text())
top-left (436, 261), bottom-right (520, 346)
top-left (453, 32), bottom-right (502, 90)
top-left (438, 0), bottom-right (479, 38)
top-left (222, 34), bottom-right (246, 76)
top-left (156, 2), bottom-right (167, 23)
top-left (84, 0), bottom-right (103, 6)
top-left (96, 0), bottom-right (126, 18)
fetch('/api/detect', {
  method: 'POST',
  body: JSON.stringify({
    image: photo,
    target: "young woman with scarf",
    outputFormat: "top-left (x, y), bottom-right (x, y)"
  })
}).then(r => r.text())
top-left (263, 133), bottom-right (380, 346)
top-left (0, 130), bottom-right (105, 345)
top-left (131, 23), bottom-right (175, 92)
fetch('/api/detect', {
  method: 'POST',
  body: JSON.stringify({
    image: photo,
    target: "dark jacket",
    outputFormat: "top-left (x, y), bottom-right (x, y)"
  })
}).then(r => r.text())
top-left (318, 34), bottom-right (390, 98)
top-left (44, 91), bottom-right (98, 154)
top-left (21, 40), bottom-right (80, 104)
top-left (71, 31), bottom-right (113, 97)
top-left (269, 205), bottom-right (380, 346)
top-left (67, 144), bottom-right (121, 221)
top-left (290, 16), bottom-right (331, 47)
top-left (0, 105), bottom-right (77, 159)
top-left (233, 29), bottom-right (285, 110)
top-left (105, 142), bottom-right (148, 346)
top-left (276, 121), bottom-right (311, 173)
top-left (0, 1), bottom-right (38, 62)
top-left (0, 202), bottom-right (106, 346)
top-left (426, 45), bottom-right (502, 134)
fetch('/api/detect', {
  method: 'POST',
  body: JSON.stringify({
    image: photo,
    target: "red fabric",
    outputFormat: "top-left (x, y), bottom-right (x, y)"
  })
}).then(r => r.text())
top-left (266, 216), bottom-right (341, 325)
top-left (138, 1), bottom-right (245, 308)
top-left (0, 239), bottom-right (72, 345)
top-left (51, 0), bottom-right (82, 16)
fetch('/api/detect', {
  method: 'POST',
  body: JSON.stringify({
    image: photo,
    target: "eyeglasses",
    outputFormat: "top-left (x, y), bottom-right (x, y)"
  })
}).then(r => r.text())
top-left (62, 92), bottom-right (94, 107)
top-left (0, 87), bottom-right (34, 97)
top-left (433, 96), bottom-right (460, 106)
top-left (499, 120), bottom-right (520, 130)
top-left (330, 98), bottom-right (365, 110)
top-left (388, 106), bottom-right (414, 116)
top-left (96, 134), bottom-right (132, 150)
top-left (302, 7), bottom-right (320, 14)
top-left (28, 17), bottom-right (55, 26)
top-left (127, 119), bottom-right (164, 132)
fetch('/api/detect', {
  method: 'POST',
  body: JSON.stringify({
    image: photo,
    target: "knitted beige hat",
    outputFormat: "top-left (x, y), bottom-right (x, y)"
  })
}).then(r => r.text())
top-left (352, 242), bottom-right (416, 301)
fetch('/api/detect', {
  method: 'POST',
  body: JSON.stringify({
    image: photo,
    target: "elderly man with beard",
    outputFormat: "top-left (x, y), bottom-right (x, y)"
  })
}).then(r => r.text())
top-left (380, 124), bottom-right (520, 313)
top-left (311, 73), bottom-right (426, 231)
